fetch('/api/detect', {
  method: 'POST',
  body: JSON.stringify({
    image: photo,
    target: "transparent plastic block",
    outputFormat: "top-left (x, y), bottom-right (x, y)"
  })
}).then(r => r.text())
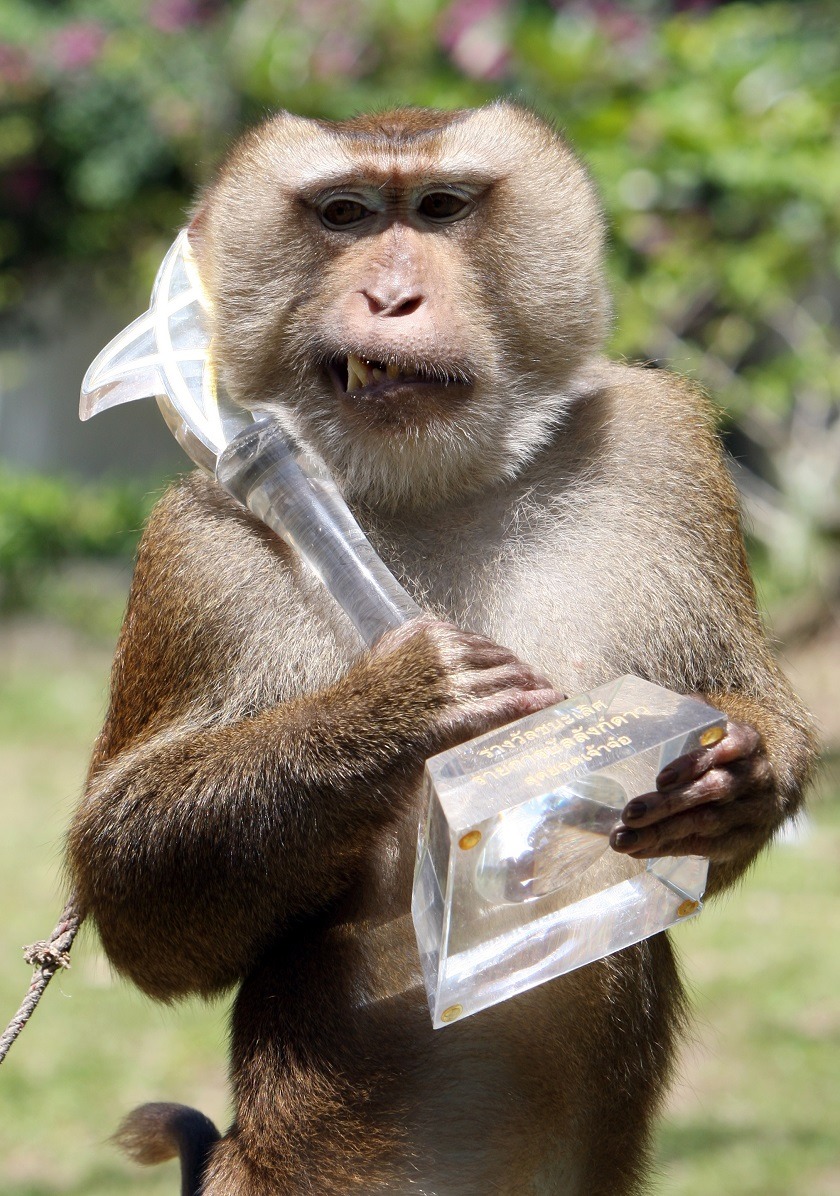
top-left (412, 676), bottom-right (725, 1028)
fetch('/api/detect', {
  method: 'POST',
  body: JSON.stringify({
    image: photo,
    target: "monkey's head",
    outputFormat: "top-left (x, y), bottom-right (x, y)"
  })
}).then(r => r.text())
top-left (191, 101), bottom-right (609, 511)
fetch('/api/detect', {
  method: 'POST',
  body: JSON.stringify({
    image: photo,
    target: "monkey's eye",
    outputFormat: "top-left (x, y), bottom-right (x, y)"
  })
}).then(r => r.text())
top-left (417, 190), bottom-right (472, 223)
top-left (319, 197), bottom-right (374, 229)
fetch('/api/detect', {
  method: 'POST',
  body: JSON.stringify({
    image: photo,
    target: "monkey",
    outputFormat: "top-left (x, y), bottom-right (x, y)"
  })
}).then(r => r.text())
top-left (68, 102), bottom-right (816, 1195)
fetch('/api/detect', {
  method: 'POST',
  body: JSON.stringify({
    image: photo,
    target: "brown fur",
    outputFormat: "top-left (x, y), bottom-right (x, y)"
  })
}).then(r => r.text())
top-left (114, 1103), bottom-right (219, 1195)
top-left (68, 103), bottom-right (816, 1194)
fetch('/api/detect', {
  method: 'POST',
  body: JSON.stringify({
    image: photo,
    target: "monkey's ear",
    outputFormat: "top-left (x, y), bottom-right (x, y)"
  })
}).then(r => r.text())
top-left (185, 201), bottom-right (215, 287)
top-left (186, 201), bottom-right (210, 254)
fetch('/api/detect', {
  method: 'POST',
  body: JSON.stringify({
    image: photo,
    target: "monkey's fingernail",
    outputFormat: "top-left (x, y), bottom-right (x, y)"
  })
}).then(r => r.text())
top-left (624, 800), bottom-right (648, 821)
top-left (657, 766), bottom-right (679, 788)
top-left (613, 829), bottom-right (639, 849)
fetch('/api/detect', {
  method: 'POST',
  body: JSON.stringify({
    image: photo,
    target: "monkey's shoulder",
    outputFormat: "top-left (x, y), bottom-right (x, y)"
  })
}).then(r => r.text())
top-left (575, 359), bottom-right (740, 511)
top-left (592, 359), bottom-right (720, 444)
top-left (135, 471), bottom-right (299, 603)
top-left (118, 472), bottom-right (313, 673)
top-left (145, 469), bottom-right (286, 553)
top-left (120, 471), bottom-right (355, 698)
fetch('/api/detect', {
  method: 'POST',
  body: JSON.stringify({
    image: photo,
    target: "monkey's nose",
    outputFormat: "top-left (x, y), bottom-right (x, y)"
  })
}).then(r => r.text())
top-left (363, 288), bottom-right (424, 317)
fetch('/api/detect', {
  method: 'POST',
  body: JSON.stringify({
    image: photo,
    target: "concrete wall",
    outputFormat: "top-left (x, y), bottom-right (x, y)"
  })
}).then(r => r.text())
top-left (0, 274), bottom-right (186, 480)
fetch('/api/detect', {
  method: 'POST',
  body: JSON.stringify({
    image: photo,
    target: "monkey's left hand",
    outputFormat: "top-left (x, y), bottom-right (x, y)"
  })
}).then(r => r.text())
top-left (609, 719), bottom-right (777, 862)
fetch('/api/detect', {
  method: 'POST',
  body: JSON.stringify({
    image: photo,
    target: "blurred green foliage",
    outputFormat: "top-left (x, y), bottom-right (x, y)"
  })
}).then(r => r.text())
top-left (0, 0), bottom-right (838, 609)
top-left (0, 468), bottom-right (156, 610)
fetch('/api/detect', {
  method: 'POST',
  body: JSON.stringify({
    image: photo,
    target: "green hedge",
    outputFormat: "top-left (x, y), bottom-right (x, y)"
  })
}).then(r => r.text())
top-left (0, 469), bottom-right (157, 610)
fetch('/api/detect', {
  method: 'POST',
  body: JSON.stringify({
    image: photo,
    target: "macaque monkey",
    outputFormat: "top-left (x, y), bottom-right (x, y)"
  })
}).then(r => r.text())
top-left (68, 103), bottom-right (816, 1195)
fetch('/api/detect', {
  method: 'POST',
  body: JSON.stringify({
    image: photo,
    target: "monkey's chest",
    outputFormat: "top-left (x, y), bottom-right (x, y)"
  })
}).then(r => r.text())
top-left (263, 495), bottom-right (618, 705)
top-left (366, 516), bottom-right (614, 691)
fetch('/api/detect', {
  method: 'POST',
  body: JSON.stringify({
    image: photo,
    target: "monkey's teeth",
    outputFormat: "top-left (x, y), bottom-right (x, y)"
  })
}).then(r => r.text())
top-left (346, 353), bottom-right (396, 393)
top-left (346, 353), bottom-right (373, 392)
top-left (345, 353), bottom-right (433, 392)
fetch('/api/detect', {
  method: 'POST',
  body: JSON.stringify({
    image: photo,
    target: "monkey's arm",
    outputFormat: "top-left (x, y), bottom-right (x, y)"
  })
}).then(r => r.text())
top-left (70, 641), bottom-right (436, 1000)
top-left (68, 476), bottom-right (560, 1001)
top-left (599, 370), bottom-right (818, 896)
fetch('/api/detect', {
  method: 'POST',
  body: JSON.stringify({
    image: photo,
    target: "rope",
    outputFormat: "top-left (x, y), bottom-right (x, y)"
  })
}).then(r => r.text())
top-left (0, 895), bottom-right (85, 1066)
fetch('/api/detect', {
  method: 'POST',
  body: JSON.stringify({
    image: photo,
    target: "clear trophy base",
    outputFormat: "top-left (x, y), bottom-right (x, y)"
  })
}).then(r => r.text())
top-left (412, 675), bottom-right (725, 1028)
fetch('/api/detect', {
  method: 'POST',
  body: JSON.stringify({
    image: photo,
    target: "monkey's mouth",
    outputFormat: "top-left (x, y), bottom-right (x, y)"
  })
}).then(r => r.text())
top-left (329, 352), bottom-right (472, 400)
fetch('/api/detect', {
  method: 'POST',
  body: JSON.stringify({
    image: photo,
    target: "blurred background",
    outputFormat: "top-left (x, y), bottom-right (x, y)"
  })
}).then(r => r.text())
top-left (0, 1), bottom-right (837, 1192)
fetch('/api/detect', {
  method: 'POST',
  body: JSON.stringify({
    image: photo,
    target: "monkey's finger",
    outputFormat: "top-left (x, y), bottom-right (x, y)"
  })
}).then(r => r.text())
top-left (454, 662), bottom-right (561, 698)
top-left (528, 670), bottom-right (563, 693)
top-left (376, 618), bottom-right (520, 673)
top-left (481, 664), bottom-right (561, 696)
top-left (497, 685), bottom-right (566, 719)
top-left (452, 635), bottom-right (558, 678)
top-left (613, 824), bottom-right (771, 864)
top-left (654, 720), bottom-right (764, 791)
top-left (611, 793), bottom-right (777, 859)
top-left (455, 643), bottom-right (521, 670)
top-left (706, 720), bottom-right (763, 765)
top-left (621, 757), bottom-right (774, 828)
top-left (463, 685), bottom-right (565, 736)
top-left (418, 621), bottom-right (529, 671)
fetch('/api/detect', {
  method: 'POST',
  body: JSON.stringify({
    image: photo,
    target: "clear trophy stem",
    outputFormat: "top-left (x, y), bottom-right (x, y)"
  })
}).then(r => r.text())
top-left (216, 418), bottom-right (422, 647)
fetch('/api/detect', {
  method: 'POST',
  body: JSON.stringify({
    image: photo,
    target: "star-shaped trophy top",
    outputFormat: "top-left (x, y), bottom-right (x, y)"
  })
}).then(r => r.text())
top-left (79, 230), bottom-right (254, 474)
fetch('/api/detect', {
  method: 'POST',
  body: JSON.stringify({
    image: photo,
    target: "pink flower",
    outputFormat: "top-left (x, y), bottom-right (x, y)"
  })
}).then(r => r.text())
top-left (310, 31), bottom-right (368, 81)
top-left (0, 43), bottom-right (32, 89)
top-left (149, 0), bottom-right (206, 33)
top-left (562, 1), bottom-right (649, 46)
top-left (51, 22), bottom-right (107, 73)
top-left (293, 0), bottom-right (348, 30)
top-left (439, 0), bottom-right (511, 81)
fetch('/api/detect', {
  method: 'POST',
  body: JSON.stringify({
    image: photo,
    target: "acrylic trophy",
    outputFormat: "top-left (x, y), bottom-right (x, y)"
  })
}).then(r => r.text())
top-left (80, 231), bottom-right (725, 1028)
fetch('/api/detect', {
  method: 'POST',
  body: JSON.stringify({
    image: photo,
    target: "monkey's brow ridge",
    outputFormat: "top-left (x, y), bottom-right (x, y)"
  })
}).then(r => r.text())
top-left (314, 107), bottom-right (475, 146)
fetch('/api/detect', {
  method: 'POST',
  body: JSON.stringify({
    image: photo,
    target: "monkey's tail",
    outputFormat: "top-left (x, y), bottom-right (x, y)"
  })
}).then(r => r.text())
top-left (113, 1102), bottom-right (220, 1196)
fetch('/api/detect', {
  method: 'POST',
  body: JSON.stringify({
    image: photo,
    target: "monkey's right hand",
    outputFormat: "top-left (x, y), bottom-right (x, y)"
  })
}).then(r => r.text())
top-left (364, 618), bottom-right (565, 757)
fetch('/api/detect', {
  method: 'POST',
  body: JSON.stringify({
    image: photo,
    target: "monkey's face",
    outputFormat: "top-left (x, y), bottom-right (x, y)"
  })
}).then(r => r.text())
top-left (195, 103), bottom-right (609, 511)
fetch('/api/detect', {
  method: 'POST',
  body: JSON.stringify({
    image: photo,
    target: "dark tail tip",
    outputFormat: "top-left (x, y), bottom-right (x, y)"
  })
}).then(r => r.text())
top-left (113, 1102), bottom-right (220, 1195)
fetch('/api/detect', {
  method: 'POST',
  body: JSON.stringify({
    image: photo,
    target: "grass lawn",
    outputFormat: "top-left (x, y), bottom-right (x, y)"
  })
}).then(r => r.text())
top-left (0, 613), bottom-right (837, 1195)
